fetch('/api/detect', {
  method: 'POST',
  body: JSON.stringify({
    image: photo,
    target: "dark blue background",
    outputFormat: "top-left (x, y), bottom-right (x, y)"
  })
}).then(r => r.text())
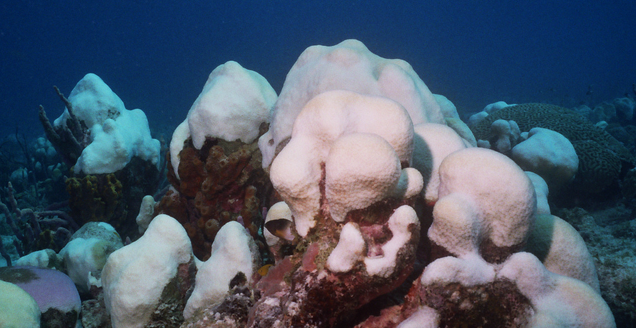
top-left (1, 0), bottom-right (635, 139)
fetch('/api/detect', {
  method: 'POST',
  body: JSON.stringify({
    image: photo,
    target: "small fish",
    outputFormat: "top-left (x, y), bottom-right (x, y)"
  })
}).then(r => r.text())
top-left (265, 219), bottom-right (295, 241)
top-left (258, 264), bottom-right (273, 276)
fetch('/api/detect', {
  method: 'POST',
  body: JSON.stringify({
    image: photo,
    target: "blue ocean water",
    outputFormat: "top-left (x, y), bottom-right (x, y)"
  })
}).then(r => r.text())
top-left (1, 0), bottom-right (635, 139)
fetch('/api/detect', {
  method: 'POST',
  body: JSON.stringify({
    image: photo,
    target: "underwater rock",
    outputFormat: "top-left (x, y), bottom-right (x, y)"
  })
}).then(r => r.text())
top-left (556, 207), bottom-right (636, 327)
top-left (181, 279), bottom-right (257, 328)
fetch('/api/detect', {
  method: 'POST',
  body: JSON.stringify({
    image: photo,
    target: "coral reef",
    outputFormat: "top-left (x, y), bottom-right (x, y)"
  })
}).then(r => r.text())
top-left (166, 41), bottom-right (614, 328)
top-left (17, 40), bottom-right (625, 328)
top-left (470, 103), bottom-right (635, 195)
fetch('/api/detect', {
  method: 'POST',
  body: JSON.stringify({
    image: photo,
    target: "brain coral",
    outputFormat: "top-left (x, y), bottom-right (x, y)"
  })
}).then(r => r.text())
top-left (471, 103), bottom-right (635, 194)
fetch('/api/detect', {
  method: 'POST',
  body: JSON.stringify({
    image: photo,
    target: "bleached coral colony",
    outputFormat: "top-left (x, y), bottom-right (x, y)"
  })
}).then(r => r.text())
top-left (105, 39), bottom-right (616, 327)
top-left (1, 39), bottom-right (618, 327)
